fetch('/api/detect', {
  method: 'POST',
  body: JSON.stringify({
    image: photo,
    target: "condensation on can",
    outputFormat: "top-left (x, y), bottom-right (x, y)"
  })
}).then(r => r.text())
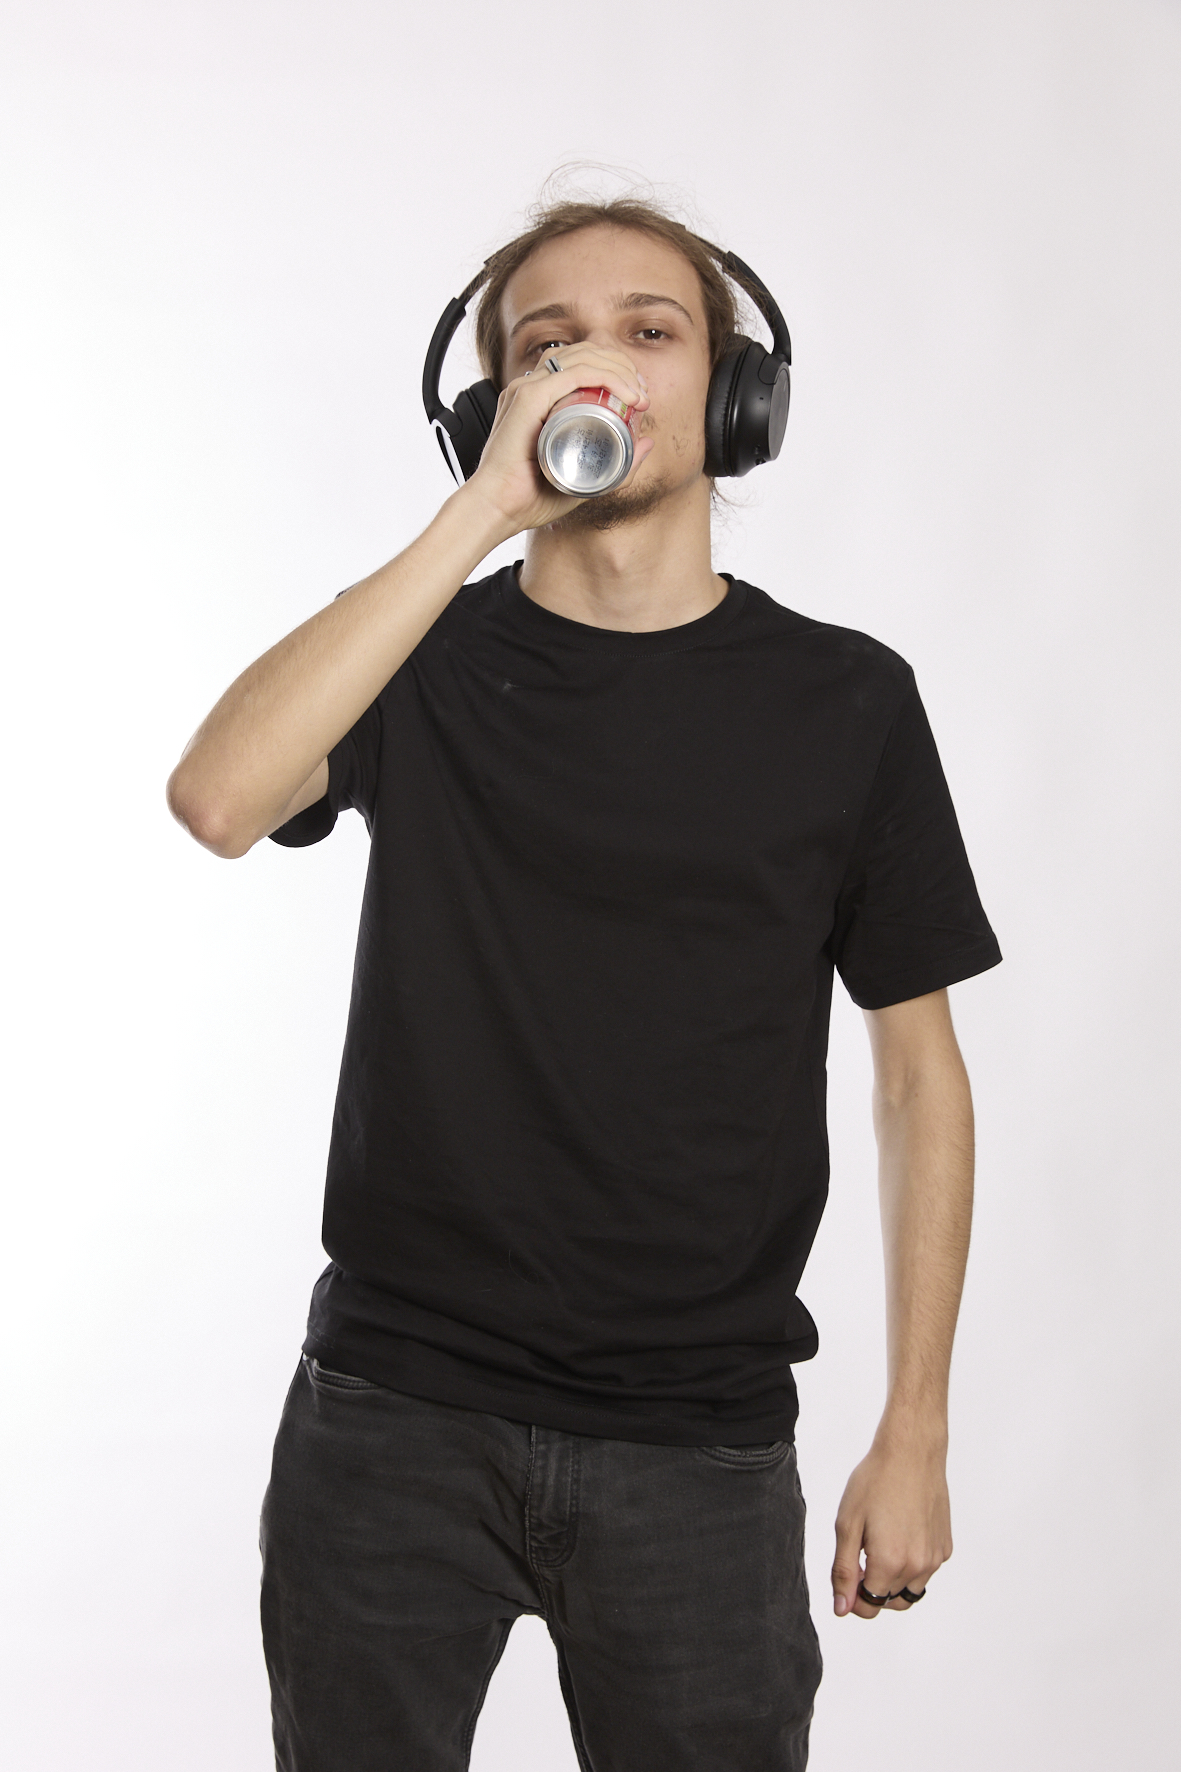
top-left (537, 387), bottom-right (637, 496)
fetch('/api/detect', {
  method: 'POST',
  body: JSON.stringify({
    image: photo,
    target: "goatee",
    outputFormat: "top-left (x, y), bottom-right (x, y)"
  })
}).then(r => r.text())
top-left (550, 473), bottom-right (673, 534)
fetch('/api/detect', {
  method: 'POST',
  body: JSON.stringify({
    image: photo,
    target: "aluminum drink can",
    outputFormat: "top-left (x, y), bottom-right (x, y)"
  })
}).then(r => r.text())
top-left (537, 387), bottom-right (637, 496)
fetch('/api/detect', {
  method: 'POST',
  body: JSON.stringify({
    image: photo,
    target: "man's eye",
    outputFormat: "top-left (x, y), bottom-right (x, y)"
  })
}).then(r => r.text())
top-left (636, 328), bottom-right (667, 341)
top-left (529, 339), bottom-right (567, 355)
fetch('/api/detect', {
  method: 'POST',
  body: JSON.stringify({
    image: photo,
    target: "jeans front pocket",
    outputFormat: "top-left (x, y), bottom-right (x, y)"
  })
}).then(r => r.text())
top-left (697, 1439), bottom-right (794, 1468)
top-left (303, 1354), bottom-right (383, 1393)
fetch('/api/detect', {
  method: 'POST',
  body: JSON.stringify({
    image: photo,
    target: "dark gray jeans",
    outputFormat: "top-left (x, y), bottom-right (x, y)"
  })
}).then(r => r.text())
top-left (260, 1355), bottom-right (822, 1771)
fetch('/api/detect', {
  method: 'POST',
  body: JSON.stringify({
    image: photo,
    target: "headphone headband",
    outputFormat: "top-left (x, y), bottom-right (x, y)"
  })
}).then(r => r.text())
top-left (421, 265), bottom-right (491, 425)
top-left (698, 242), bottom-right (792, 367)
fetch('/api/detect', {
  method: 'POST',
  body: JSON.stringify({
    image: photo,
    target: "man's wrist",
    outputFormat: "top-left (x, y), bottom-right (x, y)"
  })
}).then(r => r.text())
top-left (442, 479), bottom-right (521, 557)
top-left (875, 1397), bottom-right (949, 1456)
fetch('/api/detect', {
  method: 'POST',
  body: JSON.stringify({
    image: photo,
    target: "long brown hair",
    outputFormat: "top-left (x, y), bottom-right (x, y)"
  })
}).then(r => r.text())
top-left (473, 197), bottom-right (744, 390)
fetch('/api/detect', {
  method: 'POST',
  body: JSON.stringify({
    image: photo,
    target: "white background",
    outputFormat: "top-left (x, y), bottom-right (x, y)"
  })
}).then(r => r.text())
top-left (2, 2), bottom-right (1178, 1767)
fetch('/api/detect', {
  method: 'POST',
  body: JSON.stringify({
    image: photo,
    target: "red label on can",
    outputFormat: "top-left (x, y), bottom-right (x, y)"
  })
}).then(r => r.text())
top-left (551, 386), bottom-right (637, 432)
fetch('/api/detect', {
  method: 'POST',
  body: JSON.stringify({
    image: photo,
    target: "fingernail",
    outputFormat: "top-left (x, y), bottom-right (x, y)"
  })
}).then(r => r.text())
top-left (834, 1595), bottom-right (848, 1616)
top-left (637, 372), bottom-right (649, 391)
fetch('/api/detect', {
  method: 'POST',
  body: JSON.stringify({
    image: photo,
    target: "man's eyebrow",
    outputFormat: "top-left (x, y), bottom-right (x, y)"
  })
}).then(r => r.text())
top-left (614, 292), bottom-right (696, 325)
top-left (507, 302), bottom-right (575, 343)
top-left (507, 293), bottom-right (697, 344)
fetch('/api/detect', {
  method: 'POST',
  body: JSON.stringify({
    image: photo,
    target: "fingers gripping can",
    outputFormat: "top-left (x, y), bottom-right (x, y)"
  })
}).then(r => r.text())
top-left (537, 387), bottom-right (638, 496)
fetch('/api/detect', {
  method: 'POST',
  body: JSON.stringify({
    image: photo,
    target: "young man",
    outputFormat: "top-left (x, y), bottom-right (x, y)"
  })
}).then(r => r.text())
top-left (167, 197), bottom-right (1001, 1771)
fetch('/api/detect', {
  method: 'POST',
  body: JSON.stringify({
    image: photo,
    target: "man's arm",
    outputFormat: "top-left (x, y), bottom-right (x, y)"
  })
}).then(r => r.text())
top-left (165, 343), bottom-right (651, 861)
top-left (830, 986), bottom-right (974, 1619)
top-left (165, 488), bottom-right (512, 859)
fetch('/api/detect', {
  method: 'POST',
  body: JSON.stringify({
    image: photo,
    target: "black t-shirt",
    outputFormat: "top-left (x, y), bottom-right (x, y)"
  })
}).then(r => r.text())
top-left (270, 565), bottom-right (1001, 1444)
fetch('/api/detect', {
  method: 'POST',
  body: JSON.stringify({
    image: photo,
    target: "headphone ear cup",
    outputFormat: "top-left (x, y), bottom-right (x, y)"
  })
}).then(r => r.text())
top-left (732, 342), bottom-right (790, 476)
top-left (703, 336), bottom-right (753, 478)
top-left (704, 337), bottom-right (791, 479)
top-left (438, 377), bottom-right (501, 481)
top-left (466, 378), bottom-right (501, 442)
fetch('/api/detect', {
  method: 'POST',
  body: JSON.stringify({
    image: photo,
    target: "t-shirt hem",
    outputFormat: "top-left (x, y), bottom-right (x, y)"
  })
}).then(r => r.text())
top-left (844, 936), bottom-right (1003, 1011)
top-left (301, 1328), bottom-right (801, 1448)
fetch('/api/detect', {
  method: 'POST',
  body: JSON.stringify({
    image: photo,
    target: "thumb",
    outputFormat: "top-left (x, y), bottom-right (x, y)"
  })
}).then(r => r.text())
top-left (831, 1508), bottom-right (865, 1619)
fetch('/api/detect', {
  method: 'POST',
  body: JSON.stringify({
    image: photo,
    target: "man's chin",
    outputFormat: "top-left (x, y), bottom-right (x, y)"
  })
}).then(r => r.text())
top-left (550, 472), bottom-right (673, 534)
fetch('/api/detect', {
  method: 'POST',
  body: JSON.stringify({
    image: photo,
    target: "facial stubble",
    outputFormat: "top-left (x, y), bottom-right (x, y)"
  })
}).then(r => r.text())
top-left (550, 471), bottom-right (676, 534)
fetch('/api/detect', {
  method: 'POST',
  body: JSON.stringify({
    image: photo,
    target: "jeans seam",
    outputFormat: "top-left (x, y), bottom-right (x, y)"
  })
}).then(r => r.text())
top-left (523, 1426), bottom-right (539, 1574)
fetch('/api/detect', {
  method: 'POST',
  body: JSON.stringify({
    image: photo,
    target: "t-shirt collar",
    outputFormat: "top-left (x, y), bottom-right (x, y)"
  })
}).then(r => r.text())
top-left (495, 562), bottom-right (748, 657)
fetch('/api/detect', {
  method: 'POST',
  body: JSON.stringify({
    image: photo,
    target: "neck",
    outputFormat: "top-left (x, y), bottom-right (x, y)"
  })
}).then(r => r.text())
top-left (517, 475), bottom-right (725, 633)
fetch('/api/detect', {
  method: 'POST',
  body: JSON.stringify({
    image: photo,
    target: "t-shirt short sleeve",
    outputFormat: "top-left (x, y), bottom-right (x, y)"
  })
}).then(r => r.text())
top-left (831, 670), bottom-right (1001, 1009)
top-left (268, 695), bottom-right (382, 847)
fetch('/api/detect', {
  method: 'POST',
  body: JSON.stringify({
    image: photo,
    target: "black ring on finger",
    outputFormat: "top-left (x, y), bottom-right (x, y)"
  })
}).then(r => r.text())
top-left (898, 1586), bottom-right (927, 1604)
top-left (857, 1581), bottom-right (891, 1607)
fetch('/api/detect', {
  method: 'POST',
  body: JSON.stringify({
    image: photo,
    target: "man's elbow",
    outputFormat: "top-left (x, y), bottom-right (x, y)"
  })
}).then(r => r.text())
top-left (166, 769), bottom-right (254, 860)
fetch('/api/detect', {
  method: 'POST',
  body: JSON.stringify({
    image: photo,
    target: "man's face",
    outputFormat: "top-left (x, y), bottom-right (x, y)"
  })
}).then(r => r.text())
top-left (499, 225), bottom-right (714, 522)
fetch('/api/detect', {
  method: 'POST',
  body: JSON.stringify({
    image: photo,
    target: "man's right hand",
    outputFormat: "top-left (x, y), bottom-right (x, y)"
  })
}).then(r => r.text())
top-left (464, 342), bottom-right (653, 535)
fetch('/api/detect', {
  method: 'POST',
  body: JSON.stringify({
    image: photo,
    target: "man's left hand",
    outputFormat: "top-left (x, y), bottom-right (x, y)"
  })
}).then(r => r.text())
top-left (830, 1432), bottom-right (952, 1618)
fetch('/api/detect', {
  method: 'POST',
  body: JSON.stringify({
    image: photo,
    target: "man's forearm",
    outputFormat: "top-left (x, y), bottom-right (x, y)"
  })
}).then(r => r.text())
top-left (830, 993), bottom-right (974, 1618)
top-left (871, 1011), bottom-right (975, 1444)
top-left (166, 484), bottom-right (512, 859)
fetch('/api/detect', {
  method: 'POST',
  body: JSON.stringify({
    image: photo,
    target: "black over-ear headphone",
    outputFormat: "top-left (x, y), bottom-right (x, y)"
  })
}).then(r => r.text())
top-left (421, 237), bottom-right (791, 485)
